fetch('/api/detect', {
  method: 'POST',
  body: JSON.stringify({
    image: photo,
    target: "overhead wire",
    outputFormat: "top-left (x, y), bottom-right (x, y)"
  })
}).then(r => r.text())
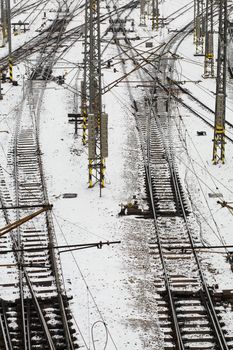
top-left (172, 109), bottom-right (223, 246)
top-left (173, 148), bottom-right (229, 249)
top-left (54, 213), bottom-right (111, 241)
top-left (0, 1), bottom-right (114, 349)
top-left (52, 211), bottom-right (119, 350)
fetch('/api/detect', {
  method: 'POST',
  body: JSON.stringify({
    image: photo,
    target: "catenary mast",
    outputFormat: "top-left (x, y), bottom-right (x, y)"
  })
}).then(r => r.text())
top-left (194, 0), bottom-right (205, 55)
top-left (213, 0), bottom-right (227, 164)
top-left (204, 0), bottom-right (214, 77)
top-left (82, 0), bottom-right (108, 195)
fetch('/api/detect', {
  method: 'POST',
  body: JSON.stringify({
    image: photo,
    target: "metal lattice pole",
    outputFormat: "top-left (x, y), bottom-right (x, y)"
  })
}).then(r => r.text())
top-left (83, 0), bottom-right (108, 194)
top-left (152, 0), bottom-right (155, 30)
top-left (1, 0), bottom-right (7, 46)
top-left (194, 0), bottom-right (197, 43)
top-left (213, 0), bottom-right (227, 164)
top-left (204, 0), bottom-right (214, 77)
top-left (194, 0), bottom-right (205, 55)
top-left (81, 0), bottom-right (89, 146)
top-left (6, 0), bottom-right (12, 82)
top-left (151, 0), bottom-right (159, 30)
top-left (155, 0), bottom-right (159, 30)
top-left (140, 0), bottom-right (146, 26)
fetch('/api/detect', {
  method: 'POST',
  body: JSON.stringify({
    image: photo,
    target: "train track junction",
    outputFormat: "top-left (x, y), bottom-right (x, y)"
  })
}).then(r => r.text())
top-left (0, 0), bottom-right (233, 349)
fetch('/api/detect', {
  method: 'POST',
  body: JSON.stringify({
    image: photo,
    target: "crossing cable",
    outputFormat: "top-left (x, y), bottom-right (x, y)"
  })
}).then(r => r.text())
top-left (173, 108), bottom-right (228, 244)
top-left (112, 4), bottom-right (232, 349)
top-left (115, 11), bottom-right (230, 348)
top-left (152, 110), bottom-right (229, 350)
top-left (52, 211), bottom-right (120, 350)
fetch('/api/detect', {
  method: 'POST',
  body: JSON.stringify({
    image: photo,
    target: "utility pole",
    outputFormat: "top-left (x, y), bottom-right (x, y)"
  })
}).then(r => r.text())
top-left (152, 0), bottom-right (155, 30)
top-left (140, 0), bottom-right (146, 26)
top-left (1, 0), bottom-right (7, 46)
top-left (81, 0), bottom-right (89, 147)
top-left (151, 0), bottom-right (159, 30)
top-left (155, 0), bottom-right (159, 30)
top-left (193, 0), bottom-right (196, 43)
top-left (204, 0), bottom-right (214, 77)
top-left (81, 81), bottom-right (87, 145)
top-left (213, 0), bottom-right (227, 164)
top-left (83, 0), bottom-right (108, 195)
top-left (6, 0), bottom-right (13, 82)
top-left (194, 0), bottom-right (205, 56)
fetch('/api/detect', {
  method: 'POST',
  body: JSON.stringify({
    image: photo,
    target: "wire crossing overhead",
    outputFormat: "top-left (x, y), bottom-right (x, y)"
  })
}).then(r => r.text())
top-left (213, 0), bottom-right (227, 164)
top-left (194, 0), bottom-right (205, 55)
top-left (83, 0), bottom-right (108, 194)
top-left (204, 0), bottom-right (214, 77)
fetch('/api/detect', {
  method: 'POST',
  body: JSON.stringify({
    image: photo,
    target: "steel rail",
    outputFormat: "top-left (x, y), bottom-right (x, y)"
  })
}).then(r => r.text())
top-left (167, 77), bottom-right (233, 129)
top-left (154, 105), bottom-right (229, 350)
top-left (13, 89), bottom-right (28, 349)
top-left (0, 313), bottom-right (10, 350)
top-left (151, 15), bottom-right (230, 350)
top-left (105, 1), bottom-right (192, 348)
top-left (107, 11), bottom-right (233, 142)
top-left (156, 78), bottom-right (233, 143)
top-left (0, 0), bottom-right (138, 73)
top-left (0, 2), bottom-right (77, 349)
top-left (9, 2), bottom-right (76, 349)
top-left (145, 124), bottom-right (185, 350)
top-left (24, 272), bottom-right (56, 350)
top-left (27, 2), bottom-right (76, 348)
top-left (0, 301), bottom-right (13, 350)
top-left (112, 2), bottom-right (231, 348)
top-left (26, 4), bottom-right (75, 348)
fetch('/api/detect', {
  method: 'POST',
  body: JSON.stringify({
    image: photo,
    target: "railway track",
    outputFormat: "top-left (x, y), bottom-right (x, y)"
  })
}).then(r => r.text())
top-left (11, 79), bottom-right (77, 350)
top-left (0, 0), bottom-right (139, 74)
top-left (105, 0), bottom-right (233, 348)
top-left (102, 0), bottom-right (233, 142)
top-left (136, 93), bottom-right (233, 349)
top-left (0, 0), bottom-right (232, 348)
top-left (156, 78), bottom-right (233, 143)
top-left (0, 2), bottom-right (140, 346)
top-left (167, 77), bottom-right (233, 130)
top-left (0, 1), bottom-right (79, 348)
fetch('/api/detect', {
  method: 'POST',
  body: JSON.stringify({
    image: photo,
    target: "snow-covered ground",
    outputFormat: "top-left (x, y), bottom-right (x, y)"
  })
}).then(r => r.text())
top-left (0, 0), bottom-right (232, 349)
